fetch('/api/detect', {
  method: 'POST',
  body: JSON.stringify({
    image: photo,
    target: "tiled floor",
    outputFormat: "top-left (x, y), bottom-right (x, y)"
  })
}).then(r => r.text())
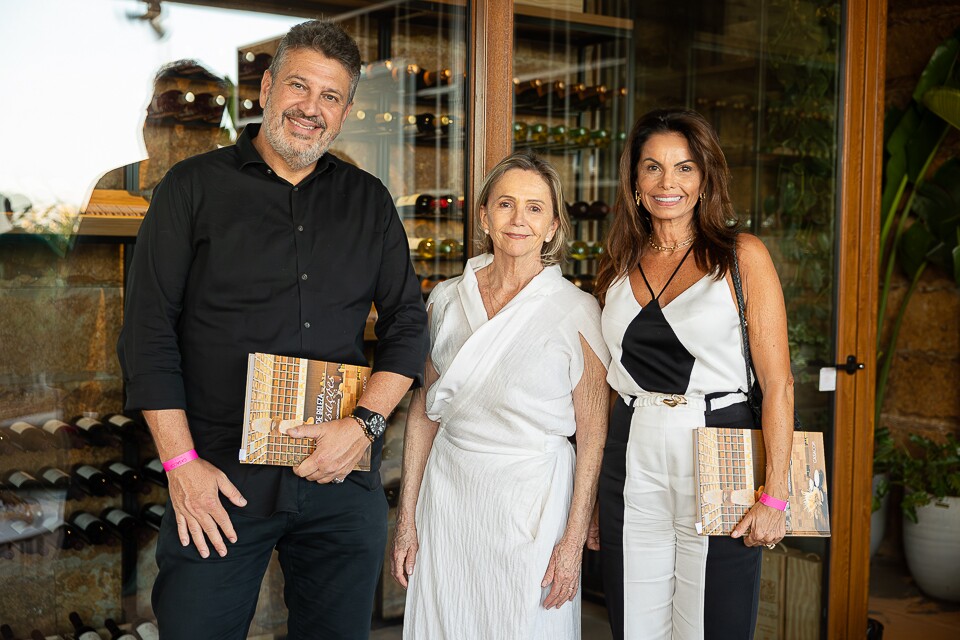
top-left (869, 541), bottom-right (960, 639)
top-left (370, 600), bottom-right (613, 639)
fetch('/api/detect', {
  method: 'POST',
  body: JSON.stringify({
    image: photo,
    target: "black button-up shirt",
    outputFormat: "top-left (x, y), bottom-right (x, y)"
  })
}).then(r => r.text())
top-left (118, 124), bottom-right (428, 516)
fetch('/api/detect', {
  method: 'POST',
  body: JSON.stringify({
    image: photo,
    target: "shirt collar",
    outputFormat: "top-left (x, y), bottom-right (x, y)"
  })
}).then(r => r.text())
top-left (235, 123), bottom-right (338, 178)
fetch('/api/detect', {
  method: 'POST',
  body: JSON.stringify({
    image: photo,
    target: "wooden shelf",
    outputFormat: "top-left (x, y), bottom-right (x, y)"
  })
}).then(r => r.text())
top-left (80, 189), bottom-right (147, 237)
top-left (2, 190), bottom-right (146, 238)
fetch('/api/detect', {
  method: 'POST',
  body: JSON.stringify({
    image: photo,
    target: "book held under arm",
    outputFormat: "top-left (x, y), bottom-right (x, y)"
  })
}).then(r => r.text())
top-left (239, 353), bottom-right (373, 471)
top-left (694, 428), bottom-right (831, 536)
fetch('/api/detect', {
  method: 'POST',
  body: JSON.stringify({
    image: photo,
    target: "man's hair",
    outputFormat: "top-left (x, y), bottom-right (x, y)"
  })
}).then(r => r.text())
top-left (268, 20), bottom-right (362, 103)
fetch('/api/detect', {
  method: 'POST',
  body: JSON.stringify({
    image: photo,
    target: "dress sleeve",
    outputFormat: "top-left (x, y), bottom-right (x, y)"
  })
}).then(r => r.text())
top-left (567, 295), bottom-right (611, 388)
top-left (116, 169), bottom-right (194, 411)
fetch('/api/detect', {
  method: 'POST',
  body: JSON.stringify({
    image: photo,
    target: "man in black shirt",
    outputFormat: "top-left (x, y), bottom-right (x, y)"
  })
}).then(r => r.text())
top-left (117, 20), bottom-right (428, 640)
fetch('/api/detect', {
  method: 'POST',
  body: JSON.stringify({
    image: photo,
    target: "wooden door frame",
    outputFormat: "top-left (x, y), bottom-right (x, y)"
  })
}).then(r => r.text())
top-left (828, 0), bottom-right (886, 636)
top-left (466, 0), bottom-right (514, 256)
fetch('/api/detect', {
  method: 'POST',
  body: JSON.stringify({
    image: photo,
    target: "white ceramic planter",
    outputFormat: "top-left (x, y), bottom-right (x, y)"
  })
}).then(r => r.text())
top-left (903, 495), bottom-right (960, 602)
top-left (870, 473), bottom-right (889, 557)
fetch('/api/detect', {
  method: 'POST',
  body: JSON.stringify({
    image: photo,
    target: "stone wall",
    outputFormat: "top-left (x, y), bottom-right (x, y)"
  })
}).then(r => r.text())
top-left (879, 0), bottom-right (960, 444)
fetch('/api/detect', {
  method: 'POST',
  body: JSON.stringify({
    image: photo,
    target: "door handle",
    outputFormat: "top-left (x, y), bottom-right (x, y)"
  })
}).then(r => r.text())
top-left (833, 355), bottom-right (864, 375)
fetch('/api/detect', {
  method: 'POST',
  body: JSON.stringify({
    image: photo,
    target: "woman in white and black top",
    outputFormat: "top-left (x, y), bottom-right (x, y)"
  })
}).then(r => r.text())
top-left (591, 108), bottom-right (795, 639)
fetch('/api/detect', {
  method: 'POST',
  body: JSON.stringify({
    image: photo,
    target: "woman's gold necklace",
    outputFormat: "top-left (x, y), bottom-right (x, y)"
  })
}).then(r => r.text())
top-left (648, 235), bottom-right (696, 253)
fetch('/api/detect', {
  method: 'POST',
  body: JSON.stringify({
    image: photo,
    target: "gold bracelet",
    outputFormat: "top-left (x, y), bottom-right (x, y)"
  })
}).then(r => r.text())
top-left (350, 414), bottom-right (375, 442)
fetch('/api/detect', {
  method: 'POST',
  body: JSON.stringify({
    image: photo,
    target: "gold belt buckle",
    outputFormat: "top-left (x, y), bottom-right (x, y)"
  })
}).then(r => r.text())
top-left (661, 394), bottom-right (687, 407)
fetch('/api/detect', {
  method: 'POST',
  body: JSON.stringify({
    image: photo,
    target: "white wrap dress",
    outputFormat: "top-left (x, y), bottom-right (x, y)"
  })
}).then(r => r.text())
top-left (403, 253), bottom-right (610, 640)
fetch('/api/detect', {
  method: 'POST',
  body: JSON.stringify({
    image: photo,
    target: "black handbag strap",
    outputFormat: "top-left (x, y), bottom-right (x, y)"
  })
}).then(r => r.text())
top-left (730, 244), bottom-right (761, 423)
top-left (731, 240), bottom-right (802, 431)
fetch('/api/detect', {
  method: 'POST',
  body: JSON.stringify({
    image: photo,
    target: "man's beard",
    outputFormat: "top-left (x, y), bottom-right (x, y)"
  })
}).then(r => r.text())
top-left (261, 100), bottom-right (336, 171)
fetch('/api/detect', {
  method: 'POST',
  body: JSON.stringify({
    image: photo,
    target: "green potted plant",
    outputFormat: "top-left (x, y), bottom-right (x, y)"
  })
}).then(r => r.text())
top-left (874, 30), bottom-right (960, 556)
top-left (889, 433), bottom-right (960, 602)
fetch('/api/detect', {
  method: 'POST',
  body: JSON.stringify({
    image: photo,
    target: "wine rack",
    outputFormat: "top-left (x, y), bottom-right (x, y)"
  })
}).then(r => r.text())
top-left (0, 412), bottom-right (165, 638)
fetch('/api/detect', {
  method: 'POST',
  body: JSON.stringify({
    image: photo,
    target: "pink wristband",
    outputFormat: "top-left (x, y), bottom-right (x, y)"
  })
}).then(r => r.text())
top-left (759, 492), bottom-right (788, 511)
top-left (162, 449), bottom-right (198, 472)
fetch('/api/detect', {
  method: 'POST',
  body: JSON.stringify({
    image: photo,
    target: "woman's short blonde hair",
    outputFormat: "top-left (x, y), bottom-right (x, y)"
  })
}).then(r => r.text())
top-left (474, 150), bottom-right (570, 267)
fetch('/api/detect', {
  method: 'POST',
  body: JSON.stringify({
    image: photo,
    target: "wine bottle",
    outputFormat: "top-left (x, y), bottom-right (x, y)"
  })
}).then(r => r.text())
top-left (141, 458), bottom-right (168, 488)
top-left (42, 419), bottom-right (82, 449)
top-left (437, 239), bottom-right (463, 259)
top-left (68, 612), bottom-right (104, 640)
top-left (100, 507), bottom-right (138, 537)
top-left (104, 619), bottom-right (137, 640)
top-left (576, 84), bottom-right (609, 109)
top-left (1, 624), bottom-right (21, 640)
top-left (537, 80), bottom-right (566, 108)
top-left (588, 200), bottom-right (611, 219)
top-left (133, 620), bottom-right (159, 640)
top-left (363, 59), bottom-right (394, 79)
top-left (3, 470), bottom-right (41, 491)
top-left (413, 194), bottom-right (433, 215)
top-left (567, 201), bottom-right (590, 219)
top-left (438, 114), bottom-right (458, 136)
top-left (140, 503), bottom-right (166, 531)
top-left (147, 89), bottom-right (187, 119)
top-left (590, 128), bottom-right (611, 149)
top-left (567, 127), bottom-right (590, 147)
top-left (71, 464), bottom-right (113, 497)
top-left (513, 121), bottom-right (529, 144)
top-left (69, 512), bottom-right (113, 547)
top-left (70, 416), bottom-right (111, 447)
top-left (528, 123), bottom-right (548, 145)
top-left (102, 461), bottom-right (144, 492)
top-left (8, 421), bottom-right (53, 451)
top-left (37, 466), bottom-right (78, 498)
top-left (0, 428), bottom-right (16, 454)
top-left (102, 413), bottom-right (149, 443)
top-left (413, 113), bottom-right (436, 135)
top-left (416, 67), bottom-right (451, 90)
top-left (373, 111), bottom-right (402, 131)
top-left (569, 240), bottom-right (590, 260)
top-left (41, 520), bottom-right (85, 552)
top-left (390, 63), bottom-right (420, 83)
top-left (547, 125), bottom-right (568, 146)
top-left (416, 238), bottom-right (436, 259)
top-left (514, 78), bottom-right (543, 108)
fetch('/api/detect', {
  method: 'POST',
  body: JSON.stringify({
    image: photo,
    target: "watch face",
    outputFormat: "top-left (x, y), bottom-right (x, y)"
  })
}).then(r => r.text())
top-left (367, 413), bottom-right (387, 438)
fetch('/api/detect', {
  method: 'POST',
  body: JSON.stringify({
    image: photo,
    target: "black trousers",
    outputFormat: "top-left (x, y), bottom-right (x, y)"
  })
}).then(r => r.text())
top-left (152, 479), bottom-right (387, 640)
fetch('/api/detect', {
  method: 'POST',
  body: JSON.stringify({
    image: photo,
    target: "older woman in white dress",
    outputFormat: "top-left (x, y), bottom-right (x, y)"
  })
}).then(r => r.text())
top-left (391, 151), bottom-right (609, 639)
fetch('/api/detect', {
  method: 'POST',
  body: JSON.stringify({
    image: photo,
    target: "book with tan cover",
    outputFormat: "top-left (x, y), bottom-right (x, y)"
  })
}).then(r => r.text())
top-left (694, 428), bottom-right (831, 537)
top-left (239, 353), bottom-right (372, 471)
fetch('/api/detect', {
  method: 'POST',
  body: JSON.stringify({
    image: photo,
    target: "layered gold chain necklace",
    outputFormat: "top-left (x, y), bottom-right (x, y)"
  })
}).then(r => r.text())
top-left (647, 235), bottom-right (696, 252)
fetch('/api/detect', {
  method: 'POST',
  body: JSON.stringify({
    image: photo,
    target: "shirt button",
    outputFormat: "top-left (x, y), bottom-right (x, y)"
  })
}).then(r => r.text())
top-left (304, 322), bottom-right (311, 329)
top-left (293, 187), bottom-right (299, 192)
top-left (301, 273), bottom-right (308, 280)
top-left (297, 225), bottom-right (304, 232)
top-left (266, 169), bottom-right (272, 174)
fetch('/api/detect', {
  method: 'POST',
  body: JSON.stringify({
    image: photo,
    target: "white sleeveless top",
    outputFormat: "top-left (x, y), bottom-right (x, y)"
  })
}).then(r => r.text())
top-left (601, 271), bottom-right (749, 399)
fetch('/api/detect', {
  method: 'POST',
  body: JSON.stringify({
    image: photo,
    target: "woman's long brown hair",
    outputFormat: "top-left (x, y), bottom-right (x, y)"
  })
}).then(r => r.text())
top-left (594, 108), bottom-right (741, 305)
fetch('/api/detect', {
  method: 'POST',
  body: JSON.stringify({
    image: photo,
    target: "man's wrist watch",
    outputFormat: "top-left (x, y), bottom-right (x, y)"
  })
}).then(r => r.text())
top-left (350, 406), bottom-right (386, 442)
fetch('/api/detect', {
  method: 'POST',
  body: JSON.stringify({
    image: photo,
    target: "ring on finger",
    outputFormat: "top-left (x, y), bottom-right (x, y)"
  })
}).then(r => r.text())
top-left (766, 543), bottom-right (776, 550)
top-left (332, 476), bottom-right (344, 484)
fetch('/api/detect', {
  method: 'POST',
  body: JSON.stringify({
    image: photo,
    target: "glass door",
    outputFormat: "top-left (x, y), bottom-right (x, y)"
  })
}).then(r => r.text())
top-left (632, 2), bottom-right (842, 636)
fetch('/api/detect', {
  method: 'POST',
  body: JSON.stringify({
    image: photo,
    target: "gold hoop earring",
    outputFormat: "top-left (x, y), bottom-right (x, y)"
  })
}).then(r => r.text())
top-left (635, 190), bottom-right (641, 206)
top-left (699, 193), bottom-right (705, 202)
